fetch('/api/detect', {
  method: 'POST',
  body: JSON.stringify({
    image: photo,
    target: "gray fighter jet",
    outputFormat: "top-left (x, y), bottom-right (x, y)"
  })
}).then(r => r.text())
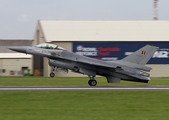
top-left (9, 43), bottom-right (159, 86)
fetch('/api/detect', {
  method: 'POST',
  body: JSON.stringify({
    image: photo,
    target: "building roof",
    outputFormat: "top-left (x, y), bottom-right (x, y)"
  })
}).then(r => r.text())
top-left (0, 40), bottom-right (32, 53)
top-left (0, 53), bottom-right (32, 58)
top-left (37, 20), bottom-right (169, 42)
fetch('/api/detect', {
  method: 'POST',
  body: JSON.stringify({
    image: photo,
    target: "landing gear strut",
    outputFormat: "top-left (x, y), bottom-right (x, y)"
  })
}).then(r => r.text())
top-left (50, 67), bottom-right (56, 78)
top-left (88, 76), bottom-right (97, 86)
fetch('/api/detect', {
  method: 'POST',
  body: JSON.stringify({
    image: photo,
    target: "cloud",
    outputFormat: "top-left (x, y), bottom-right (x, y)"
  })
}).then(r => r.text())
top-left (18, 14), bottom-right (31, 23)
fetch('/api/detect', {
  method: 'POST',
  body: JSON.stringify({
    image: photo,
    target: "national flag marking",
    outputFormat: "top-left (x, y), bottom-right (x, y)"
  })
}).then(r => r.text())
top-left (142, 51), bottom-right (146, 55)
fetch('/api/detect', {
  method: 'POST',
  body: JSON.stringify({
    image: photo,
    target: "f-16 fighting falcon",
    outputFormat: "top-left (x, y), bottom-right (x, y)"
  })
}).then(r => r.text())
top-left (9, 43), bottom-right (159, 86)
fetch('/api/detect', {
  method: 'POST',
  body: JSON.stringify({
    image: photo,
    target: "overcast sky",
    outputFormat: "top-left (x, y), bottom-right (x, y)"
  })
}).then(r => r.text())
top-left (0, 0), bottom-right (169, 39)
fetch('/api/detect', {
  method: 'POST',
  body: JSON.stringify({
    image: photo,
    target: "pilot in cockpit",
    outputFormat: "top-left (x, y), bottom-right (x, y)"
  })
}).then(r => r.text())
top-left (36, 43), bottom-right (66, 50)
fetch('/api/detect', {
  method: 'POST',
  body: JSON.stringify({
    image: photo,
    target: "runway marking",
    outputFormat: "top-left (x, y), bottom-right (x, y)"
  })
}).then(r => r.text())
top-left (0, 87), bottom-right (169, 91)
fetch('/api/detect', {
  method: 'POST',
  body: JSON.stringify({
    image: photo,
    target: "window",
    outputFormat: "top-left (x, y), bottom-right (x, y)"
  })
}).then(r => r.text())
top-left (2, 69), bottom-right (5, 73)
top-left (35, 43), bottom-right (66, 50)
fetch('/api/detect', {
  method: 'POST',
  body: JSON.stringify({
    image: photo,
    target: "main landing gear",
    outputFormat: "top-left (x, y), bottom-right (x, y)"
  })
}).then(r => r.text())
top-left (88, 76), bottom-right (97, 86)
top-left (50, 67), bottom-right (56, 77)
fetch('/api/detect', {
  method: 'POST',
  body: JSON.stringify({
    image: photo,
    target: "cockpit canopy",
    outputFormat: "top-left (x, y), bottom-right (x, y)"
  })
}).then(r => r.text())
top-left (35, 43), bottom-right (66, 50)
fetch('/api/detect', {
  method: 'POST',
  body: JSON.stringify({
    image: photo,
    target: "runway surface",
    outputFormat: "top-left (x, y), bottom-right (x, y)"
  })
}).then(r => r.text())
top-left (0, 86), bottom-right (169, 91)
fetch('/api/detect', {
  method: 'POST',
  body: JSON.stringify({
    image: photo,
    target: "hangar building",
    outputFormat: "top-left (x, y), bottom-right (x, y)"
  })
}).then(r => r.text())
top-left (33, 20), bottom-right (169, 77)
top-left (0, 40), bottom-right (32, 76)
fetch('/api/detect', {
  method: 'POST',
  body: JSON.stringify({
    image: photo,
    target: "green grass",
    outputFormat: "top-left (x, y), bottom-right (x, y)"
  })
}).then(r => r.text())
top-left (0, 77), bottom-right (169, 120)
top-left (0, 77), bottom-right (169, 86)
top-left (0, 91), bottom-right (169, 120)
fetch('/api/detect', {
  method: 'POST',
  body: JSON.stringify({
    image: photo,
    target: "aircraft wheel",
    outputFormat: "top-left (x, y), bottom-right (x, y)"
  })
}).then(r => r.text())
top-left (88, 80), bottom-right (92, 86)
top-left (88, 80), bottom-right (97, 86)
top-left (50, 72), bottom-right (55, 78)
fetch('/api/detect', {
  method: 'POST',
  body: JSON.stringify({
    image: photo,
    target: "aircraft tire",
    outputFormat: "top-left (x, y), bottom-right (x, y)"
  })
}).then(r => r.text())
top-left (88, 80), bottom-right (97, 86)
top-left (50, 72), bottom-right (55, 77)
top-left (88, 80), bottom-right (92, 86)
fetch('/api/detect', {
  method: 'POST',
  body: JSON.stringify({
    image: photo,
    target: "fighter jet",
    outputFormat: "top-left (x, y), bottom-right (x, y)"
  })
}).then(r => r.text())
top-left (9, 43), bottom-right (159, 86)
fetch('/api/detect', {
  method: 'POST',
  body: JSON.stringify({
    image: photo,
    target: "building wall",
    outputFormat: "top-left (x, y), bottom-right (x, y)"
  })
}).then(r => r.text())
top-left (52, 41), bottom-right (72, 51)
top-left (147, 65), bottom-right (169, 77)
top-left (43, 57), bottom-right (51, 77)
top-left (0, 58), bottom-right (32, 76)
top-left (33, 23), bottom-right (46, 46)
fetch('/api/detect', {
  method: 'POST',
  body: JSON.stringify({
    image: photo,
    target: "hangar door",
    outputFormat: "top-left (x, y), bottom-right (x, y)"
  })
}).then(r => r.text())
top-left (33, 55), bottom-right (43, 76)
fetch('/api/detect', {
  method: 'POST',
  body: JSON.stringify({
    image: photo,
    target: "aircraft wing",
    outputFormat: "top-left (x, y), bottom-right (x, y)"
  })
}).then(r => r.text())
top-left (49, 54), bottom-right (118, 70)
top-left (77, 59), bottom-right (116, 69)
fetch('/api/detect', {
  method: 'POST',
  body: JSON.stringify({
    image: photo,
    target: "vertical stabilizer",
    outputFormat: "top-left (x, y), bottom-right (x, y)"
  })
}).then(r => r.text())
top-left (122, 45), bottom-right (159, 65)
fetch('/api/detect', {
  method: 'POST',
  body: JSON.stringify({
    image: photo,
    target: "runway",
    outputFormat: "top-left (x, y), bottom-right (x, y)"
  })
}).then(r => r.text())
top-left (0, 86), bottom-right (169, 91)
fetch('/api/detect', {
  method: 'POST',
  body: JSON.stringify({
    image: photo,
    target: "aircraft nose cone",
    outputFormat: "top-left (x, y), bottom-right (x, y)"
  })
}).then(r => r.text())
top-left (9, 46), bottom-right (27, 53)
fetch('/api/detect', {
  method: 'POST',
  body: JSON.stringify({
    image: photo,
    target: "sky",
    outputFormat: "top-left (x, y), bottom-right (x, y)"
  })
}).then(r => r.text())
top-left (0, 0), bottom-right (169, 39)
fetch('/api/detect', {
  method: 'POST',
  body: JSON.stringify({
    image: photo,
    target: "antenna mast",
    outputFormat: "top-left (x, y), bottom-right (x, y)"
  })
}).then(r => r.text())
top-left (153, 0), bottom-right (158, 20)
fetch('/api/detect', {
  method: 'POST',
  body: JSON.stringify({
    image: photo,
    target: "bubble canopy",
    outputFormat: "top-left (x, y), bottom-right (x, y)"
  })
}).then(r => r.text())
top-left (35, 43), bottom-right (66, 50)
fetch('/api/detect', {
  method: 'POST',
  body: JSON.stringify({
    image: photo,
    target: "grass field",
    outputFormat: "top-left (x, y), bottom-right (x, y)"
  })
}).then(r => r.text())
top-left (0, 77), bottom-right (169, 86)
top-left (0, 77), bottom-right (169, 120)
top-left (0, 91), bottom-right (169, 120)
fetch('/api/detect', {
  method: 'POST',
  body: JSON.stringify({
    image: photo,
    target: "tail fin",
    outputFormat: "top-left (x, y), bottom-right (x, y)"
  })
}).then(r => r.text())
top-left (122, 45), bottom-right (159, 65)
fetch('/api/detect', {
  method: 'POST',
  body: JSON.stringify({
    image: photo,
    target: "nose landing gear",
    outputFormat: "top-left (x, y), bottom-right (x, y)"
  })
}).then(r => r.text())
top-left (50, 72), bottom-right (55, 77)
top-left (50, 67), bottom-right (56, 77)
top-left (88, 76), bottom-right (97, 86)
